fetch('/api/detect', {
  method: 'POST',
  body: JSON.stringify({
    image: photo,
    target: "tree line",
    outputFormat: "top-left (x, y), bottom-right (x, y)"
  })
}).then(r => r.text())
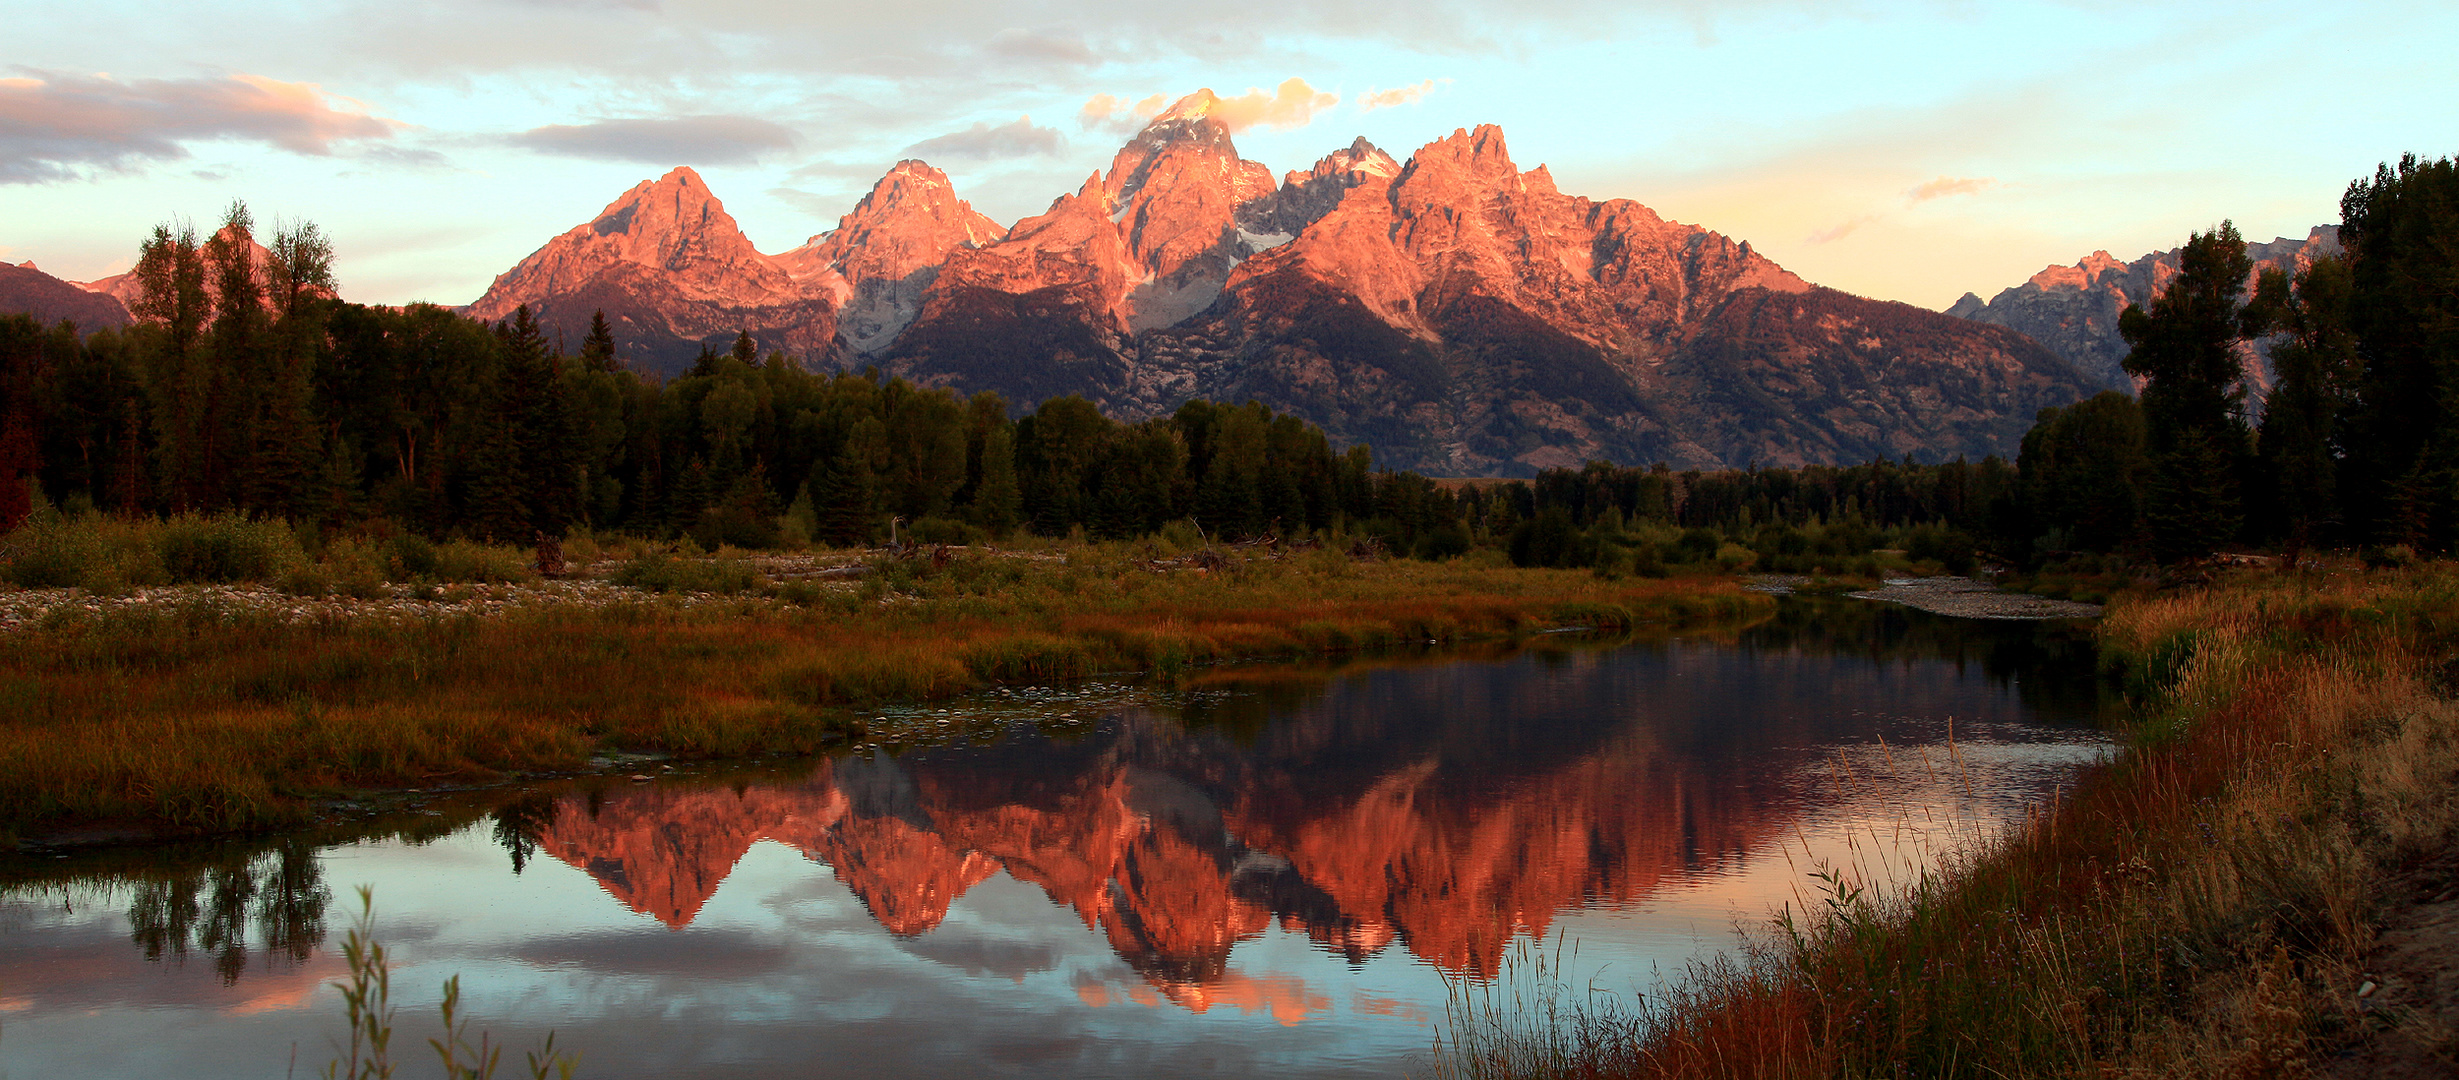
top-left (0, 202), bottom-right (1438, 551)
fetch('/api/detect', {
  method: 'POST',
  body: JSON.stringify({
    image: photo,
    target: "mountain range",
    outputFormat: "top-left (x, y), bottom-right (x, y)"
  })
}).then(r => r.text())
top-left (5, 90), bottom-right (2142, 474)
top-left (1948, 226), bottom-right (2341, 392)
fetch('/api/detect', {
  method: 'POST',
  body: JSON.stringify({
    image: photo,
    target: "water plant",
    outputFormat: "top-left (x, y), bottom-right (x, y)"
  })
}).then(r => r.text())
top-left (323, 887), bottom-right (578, 1080)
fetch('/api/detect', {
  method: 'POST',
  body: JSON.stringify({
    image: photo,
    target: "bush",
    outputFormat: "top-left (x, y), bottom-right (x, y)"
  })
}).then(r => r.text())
top-left (157, 514), bottom-right (304, 583)
top-left (1509, 508), bottom-right (1587, 568)
top-left (431, 540), bottom-right (534, 584)
top-left (0, 513), bottom-right (166, 591)
top-left (1674, 527), bottom-right (1722, 564)
top-left (1416, 524), bottom-right (1472, 561)
top-left (387, 534), bottom-right (440, 581)
top-left (611, 550), bottom-right (762, 595)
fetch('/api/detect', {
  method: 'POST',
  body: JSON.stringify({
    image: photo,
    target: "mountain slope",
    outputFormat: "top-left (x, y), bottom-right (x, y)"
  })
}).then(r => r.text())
top-left (469, 166), bottom-right (840, 374)
top-left (457, 98), bottom-right (2094, 470)
top-left (772, 160), bottom-right (1004, 356)
top-left (1133, 125), bottom-right (2086, 472)
top-left (1948, 227), bottom-right (2341, 390)
top-left (0, 262), bottom-right (131, 331)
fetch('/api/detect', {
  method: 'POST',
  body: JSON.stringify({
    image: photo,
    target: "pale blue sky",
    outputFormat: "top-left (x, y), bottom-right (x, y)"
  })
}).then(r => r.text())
top-left (3, 0), bottom-right (2450, 309)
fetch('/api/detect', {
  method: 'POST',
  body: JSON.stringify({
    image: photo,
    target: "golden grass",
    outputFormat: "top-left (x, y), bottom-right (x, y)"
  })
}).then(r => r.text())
top-left (1436, 562), bottom-right (2459, 1080)
top-left (0, 545), bottom-right (1770, 838)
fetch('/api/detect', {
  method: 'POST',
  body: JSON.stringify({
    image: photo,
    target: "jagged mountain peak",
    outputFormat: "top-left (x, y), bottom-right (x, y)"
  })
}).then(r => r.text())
top-left (467, 165), bottom-right (838, 373)
top-left (776, 159), bottom-right (1007, 356)
top-left (1122, 89), bottom-right (1240, 159)
top-left (1401, 124), bottom-right (1522, 190)
top-left (1286, 136), bottom-right (1399, 187)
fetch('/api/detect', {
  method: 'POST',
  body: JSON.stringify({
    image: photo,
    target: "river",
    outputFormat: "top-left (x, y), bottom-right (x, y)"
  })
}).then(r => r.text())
top-left (0, 597), bottom-right (2116, 1079)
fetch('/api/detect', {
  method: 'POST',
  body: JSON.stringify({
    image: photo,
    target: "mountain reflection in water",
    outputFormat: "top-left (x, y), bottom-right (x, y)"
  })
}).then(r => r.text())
top-left (506, 600), bottom-right (2108, 1003)
top-left (0, 599), bottom-right (2113, 1079)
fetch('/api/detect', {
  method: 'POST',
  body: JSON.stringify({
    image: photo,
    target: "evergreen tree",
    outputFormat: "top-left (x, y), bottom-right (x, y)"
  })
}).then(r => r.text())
top-left (2016, 393), bottom-right (2147, 555)
top-left (2119, 221), bottom-right (2257, 560)
top-left (2340, 154), bottom-right (2459, 549)
top-left (579, 311), bottom-right (619, 374)
top-left (2248, 255), bottom-right (2358, 554)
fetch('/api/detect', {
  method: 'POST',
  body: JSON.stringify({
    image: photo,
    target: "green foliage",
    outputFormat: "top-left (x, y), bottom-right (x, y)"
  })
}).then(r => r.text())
top-left (2342, 153), bottom-right (2459, 549)
top-left (430, 540), bottom-right (534, 585)
top-left (610, 549), bottom-right (762, 594)
top-left (157, 513), bottom-right (305, 582)
top-left (2119, 221), bottom-right (2255, 561)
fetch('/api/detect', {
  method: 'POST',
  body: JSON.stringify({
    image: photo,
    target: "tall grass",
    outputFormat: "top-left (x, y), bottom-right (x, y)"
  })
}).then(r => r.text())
top-left (1434, 564), bottom-right (2459, 1078)
top-left (0, 538), bottom-right (1772, 838)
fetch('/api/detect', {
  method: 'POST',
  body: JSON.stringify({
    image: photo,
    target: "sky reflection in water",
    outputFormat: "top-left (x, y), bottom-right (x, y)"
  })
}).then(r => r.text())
top-left (0, 599), bottom-right (2114, 1079)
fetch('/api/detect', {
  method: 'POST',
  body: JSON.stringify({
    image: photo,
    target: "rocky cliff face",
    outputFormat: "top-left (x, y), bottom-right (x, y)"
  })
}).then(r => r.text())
top-left (460, 97), bottom-right (2092, 468)
top-left (1947, 226), bottom-right (2342, 391)
top-left (772, 160), bottom-right (1005, 356)
top-left (1126, 126), bottom-right (2082, 472)
top-left (0, 261), bottom-right (131, 331)
top-left (469, 166), bottom-right (843, 373)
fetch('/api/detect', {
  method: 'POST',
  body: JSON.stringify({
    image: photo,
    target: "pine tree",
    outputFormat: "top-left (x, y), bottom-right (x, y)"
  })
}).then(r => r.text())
top-left (2248, 256), bottom-right (2357, 554)
top-left (2119, 221), bottom-right (2257, 560)
top-left (2340, 154), bottom-right (2459, 549)
top-left (579, 311), bottom-right (619, 374)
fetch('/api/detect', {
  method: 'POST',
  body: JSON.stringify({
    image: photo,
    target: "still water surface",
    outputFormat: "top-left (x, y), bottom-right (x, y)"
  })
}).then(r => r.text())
top-left (0, 599), bottom-right (2115, 1079)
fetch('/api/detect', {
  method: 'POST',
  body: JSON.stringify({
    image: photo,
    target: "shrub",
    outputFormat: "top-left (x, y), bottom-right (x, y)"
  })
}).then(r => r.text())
top-left (431, 540), bottom-right (534, 584)
top-left (1, 514), bottom-right (166, 591)
top-left (611, 550), bottom-right (762, 595)
top-left (387, 534), bottom-right (440, 581)
top-left (157, 514), bottom-right (304, 583)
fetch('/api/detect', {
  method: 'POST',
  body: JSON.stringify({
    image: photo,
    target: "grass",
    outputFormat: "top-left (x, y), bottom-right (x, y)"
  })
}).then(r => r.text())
top-left (0, 532), bottom-right (1772, 840)
top-left (1434, 561), bottom-right (2459, 1079)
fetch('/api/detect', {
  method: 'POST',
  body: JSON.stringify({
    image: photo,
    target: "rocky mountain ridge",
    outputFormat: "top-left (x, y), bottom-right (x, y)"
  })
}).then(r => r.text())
top-left (0, 261), bottom-right (131, 331)
top-left (1948, 226), bottom-right (2342, 391)
top-left (6, 90), bottom-right (2101, 473)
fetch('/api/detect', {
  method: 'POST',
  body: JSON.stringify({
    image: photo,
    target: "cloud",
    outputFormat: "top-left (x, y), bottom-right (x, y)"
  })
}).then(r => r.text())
top-left (1078, 92), bottom-right (1166, 135)
top-left (1905, 175), bottom-right (1995, 203)
top-left (508, 114), bottom-right (799, 165)
top-left (0, 70), bottom-right (398, 184)
top-left (1210, 78), bottom-right (1339, 132)
top-left (901, 115), bottom-right (1065, 162)
top-left (984, 27), bottom-right (1098, 64)
top-left (1806, 215), bottom-right (1879, 244)
top-left (1358, 78), bottom-right (1448, 113)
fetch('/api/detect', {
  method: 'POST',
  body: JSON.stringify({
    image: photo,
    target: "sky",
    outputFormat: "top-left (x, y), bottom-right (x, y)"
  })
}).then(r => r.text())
top-left (3, 0), bottom-right (2452, 311)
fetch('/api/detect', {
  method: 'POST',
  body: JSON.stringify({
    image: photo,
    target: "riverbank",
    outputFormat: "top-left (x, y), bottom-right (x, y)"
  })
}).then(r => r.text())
top-left (0, 541), bottom-right (1771, 846)
top-left (1440, 562), bottom-right (2459, 1078)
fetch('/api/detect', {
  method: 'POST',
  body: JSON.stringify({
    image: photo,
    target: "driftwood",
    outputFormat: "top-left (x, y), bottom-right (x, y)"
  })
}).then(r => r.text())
top-left (533, 531), bottom-right (566, 578)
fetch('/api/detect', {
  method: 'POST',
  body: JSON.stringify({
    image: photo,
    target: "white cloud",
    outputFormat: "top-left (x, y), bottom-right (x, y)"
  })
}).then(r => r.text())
top-left (1209, 78), bottom-right (1339, 132)
top-left (902, 115), bottom-right (1066, 162)
top-left (0, 70), bottom-right (398, 183)
top-left (1358, 78), bottom-right (1447, 112)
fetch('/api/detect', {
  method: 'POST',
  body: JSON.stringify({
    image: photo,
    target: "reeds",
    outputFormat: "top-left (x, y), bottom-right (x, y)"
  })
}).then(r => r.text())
top-left (1434, 562), bottom-right (2459, 1079)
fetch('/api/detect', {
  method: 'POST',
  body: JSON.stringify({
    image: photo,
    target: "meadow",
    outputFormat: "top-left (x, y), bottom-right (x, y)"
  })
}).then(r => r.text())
top-left (0, 512), bottom-right (1770, 841)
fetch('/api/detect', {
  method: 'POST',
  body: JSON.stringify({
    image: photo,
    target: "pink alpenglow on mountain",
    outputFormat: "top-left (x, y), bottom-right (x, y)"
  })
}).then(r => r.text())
top-left (448, 95), bottom-right (2093, 471)
top-left (470, 166), bottom-right (841, 370)
top-left (773, 160), bottom-right (1004, 355)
